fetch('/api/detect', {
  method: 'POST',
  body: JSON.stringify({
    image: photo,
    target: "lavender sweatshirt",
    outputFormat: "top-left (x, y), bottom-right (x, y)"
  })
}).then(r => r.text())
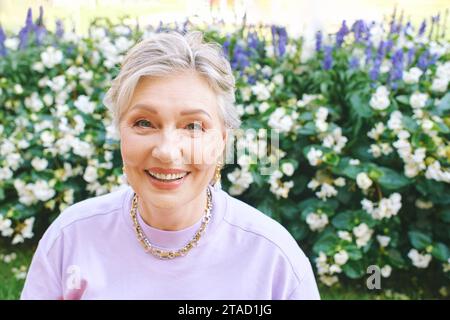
top-left (21, 185), bottom-right (320, 300)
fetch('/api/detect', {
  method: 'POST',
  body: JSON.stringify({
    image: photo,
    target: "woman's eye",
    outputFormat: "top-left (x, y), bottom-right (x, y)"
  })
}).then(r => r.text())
top-left (135, 119), bottom-right (153, 128)
top-left (185, 122), bottom-right (204, 131)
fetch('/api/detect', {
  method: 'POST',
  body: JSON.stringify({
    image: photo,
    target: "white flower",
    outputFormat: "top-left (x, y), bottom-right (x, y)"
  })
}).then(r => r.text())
top-left (334, 177), bottom-right (346, 187)
top-left (227, 167), bottom-right (253, 195)
top-left (83, 166), bottom-right (98, 183)
top-left (307, 147), bottom-right (323, 166)
top-left (315, 183), bottom-right (338, 200)
top-left (334, 250), bottom-right (349, 266)
top-left (319, 275), bottom-right (339, 287)
top-left (31, 157), bottom-right (48, 171)
top-left (281, 162), bottom-right (295, 176)
top-left (431, 77), bottom-right (448, 92)
top-left (307, 178), bottom-right (320, 190)
top-left (273, 74), bottom-right (284, 85)
top-left (376, 235), bottom-right (391, 247)
top-left (410, 92), bottom-right (428, 109)
top-left (0, 167), bottom-right (13, 181)
top-left (74, 95), bottom-right (96, 114)
top-left (381, 265), bottom-right (392, 278)
top-left (408, 249), bottom-right (432, 269)
top-left (415, 198), bottom-right (433, 209)
top-left (356, 172), bottom-right (373, 190)
top-left (251, 82), bottom-right (271, 101)
top-left (403, 67), bottom-right (423, 84)
top-left (14, 84), bottom-right (24, 94)
top-left (258, 102), bottom-right (270, 113)
top-left (32, 180), bottom-right (56, 201)
top-left (0, 216), bottom-right (14, 237)
top-left (353, 223), bottom-right (373, 248)
top-left (387, 111), bottom-right (403, 131)
top-left (5, 37), bottom-right (19, 50)
top-left (349, 159), bottom-right (360, 166)
top-left (370, 86), bottom-right (390, 110)
top-left (41, 46), bottom-right (63, 68)
top-left (367, 122), bottom-right (386, 140)
top-left (268, 108), bottom-right (294, 133)
top-left (306, 212), bottom-right (329, 232)
top-left (338, 231), bottom-right (352, 242)
top-left (322, 127), bottom-right (348, 153)
top-left (32, 62), bottom-right (45, 73)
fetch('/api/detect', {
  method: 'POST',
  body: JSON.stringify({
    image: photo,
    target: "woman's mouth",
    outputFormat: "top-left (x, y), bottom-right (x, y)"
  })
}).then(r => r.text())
top-left (145, 170), bottom-right (190, 190)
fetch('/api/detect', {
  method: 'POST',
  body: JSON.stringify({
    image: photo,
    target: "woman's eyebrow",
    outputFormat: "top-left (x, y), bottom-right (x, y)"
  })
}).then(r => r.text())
top-left (132, 104), bottom-right (212, 119)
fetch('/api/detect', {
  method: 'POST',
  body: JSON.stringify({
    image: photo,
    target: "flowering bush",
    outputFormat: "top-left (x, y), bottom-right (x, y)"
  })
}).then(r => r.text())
top-left (0, 8), bottom-right (449, 291)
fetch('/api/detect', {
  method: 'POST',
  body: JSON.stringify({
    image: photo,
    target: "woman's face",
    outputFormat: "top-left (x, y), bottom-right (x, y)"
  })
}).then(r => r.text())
top-left (119, 71), bottom-right (227, 208)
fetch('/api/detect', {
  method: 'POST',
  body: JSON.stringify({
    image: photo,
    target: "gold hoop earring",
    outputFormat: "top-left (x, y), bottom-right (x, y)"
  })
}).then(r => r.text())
top-left (212, 161), bottom-right (223, 191)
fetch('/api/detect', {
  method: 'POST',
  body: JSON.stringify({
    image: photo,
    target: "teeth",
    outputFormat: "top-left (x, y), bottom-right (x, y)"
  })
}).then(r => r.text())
top-left (147, 171), bottom-right (188, 180)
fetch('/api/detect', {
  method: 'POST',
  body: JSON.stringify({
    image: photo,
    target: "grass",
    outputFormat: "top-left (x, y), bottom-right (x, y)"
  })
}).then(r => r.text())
top-left (0, 246), bottom-right (446, 300)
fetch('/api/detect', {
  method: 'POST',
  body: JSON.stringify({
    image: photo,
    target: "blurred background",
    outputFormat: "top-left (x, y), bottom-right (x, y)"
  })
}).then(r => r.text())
top-left (1, 0), bottom-right (449, 36)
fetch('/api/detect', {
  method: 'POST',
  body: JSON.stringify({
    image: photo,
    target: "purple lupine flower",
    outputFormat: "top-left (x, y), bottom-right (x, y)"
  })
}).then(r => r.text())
top-left (0, 26), bottom-right (6, 56)
top-left (34, 6), bottom-right (46, 46)
top-left (370, 57), bottom-right (382, 81)
top-left (351, 20), bottom-right (365, 43)
top-left (349, 56), bottom-right (359, 70)
top-left (406, 47), bottom-right (415, 66)
top-left (323, 45), bottom-right (333, 70)
top-left (389, 5), bottom-right (397, 35)
top-left (377, 40), bottom-right (386, 58)
top-left (365, 42), bottom-right (373, 65)
top-left (248, 31), bottom-right (259, 52)
top-left (335, 20), bottom-right (349, 47)
top-left (55, 19), bottom-right (64, 38)
top-left (417, 50), bottom-right (429, 70)
top-left (389, 48), bottom-right (404, 86)
top-left (18, 8), bottom-right (34, 50)
top-left (247, 75), bottom-right (256, 85)
top-left (315, 30), bottom-right (322, 52)
top-left (222, 35), bottom-right (231, 58)
top-left (277, 26), bottom-right (288, 56)
top-left (385, 39), bottom-right (394, 55)
top-left (418, 20), bottom-right (426, 37)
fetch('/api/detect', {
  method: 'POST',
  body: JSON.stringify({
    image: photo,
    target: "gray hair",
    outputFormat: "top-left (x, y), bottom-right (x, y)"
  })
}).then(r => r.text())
top-left (103, 31), bottom-right (241, 133)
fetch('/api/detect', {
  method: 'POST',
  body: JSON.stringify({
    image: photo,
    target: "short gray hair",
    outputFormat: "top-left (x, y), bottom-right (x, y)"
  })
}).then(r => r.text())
top-left (103, 31), bottom-right (241, 133)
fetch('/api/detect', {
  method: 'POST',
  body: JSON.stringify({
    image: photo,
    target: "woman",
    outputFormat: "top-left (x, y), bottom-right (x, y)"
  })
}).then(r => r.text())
top-left (21, 31), bottom-right (320, 300)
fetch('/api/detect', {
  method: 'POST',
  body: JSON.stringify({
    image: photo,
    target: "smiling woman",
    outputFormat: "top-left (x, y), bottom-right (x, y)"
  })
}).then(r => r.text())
top-left (20, 31), bottom-right (320, 300)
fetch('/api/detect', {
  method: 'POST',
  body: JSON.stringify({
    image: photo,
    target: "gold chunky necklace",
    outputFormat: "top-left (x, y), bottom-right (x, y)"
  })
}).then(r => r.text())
top-left (130, 188), bottom-right (213, 259)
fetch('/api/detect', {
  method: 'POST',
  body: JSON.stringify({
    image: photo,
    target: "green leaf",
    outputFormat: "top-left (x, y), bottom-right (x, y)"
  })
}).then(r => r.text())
top-left (344, 244), bottom-right (363, 260)
top-left (313, 232), bottom-right (339, 255)
top-left (342, 260), bottom-right (365, 279)
top-left (350, 92), bottom-right (373, 118)
top-left (387, 248), bottom-right (407, 268)
top-left (332, 211), bottom-right (354, 230)
top-left (440, 209), bottom-right (450, 223)
top-left (395, 95), bottom-right (410, 105)
top-left (431, 243), bottom-right (450, 262)
top-left (377, 167), bottom-right (412, 190)
top-left (436, 92), bottom-right (450, 116)
top-left (408, 230), bottom-right (432, 250)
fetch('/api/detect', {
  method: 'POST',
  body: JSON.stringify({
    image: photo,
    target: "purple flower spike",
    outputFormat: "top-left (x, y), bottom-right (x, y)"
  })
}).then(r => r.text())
top-left (323, 45), bottom-right (333, 70)
top-left (55, 19), bottom-right (64, 38)
top-left (0, 26), bottom-right (6, 56)
top-left (315, 31), bottom-right (322, 52)
top-left (336, 20), bottom-right (349, 47)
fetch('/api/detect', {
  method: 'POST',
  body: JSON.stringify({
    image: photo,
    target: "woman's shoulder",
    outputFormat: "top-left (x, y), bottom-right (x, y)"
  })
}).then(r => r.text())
top-left (220, 190), bottom-right (310, 267)
top-left (39, 185), bottom-right (131, 249)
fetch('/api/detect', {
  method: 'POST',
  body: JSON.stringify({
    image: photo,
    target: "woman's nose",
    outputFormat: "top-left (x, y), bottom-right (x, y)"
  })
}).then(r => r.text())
top-left (151, 129), bottom-right (183, 163)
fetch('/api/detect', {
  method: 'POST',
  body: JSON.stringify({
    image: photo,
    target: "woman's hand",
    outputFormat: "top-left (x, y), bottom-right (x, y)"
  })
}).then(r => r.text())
top-left (60, 279), bottom-right (88, 300)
